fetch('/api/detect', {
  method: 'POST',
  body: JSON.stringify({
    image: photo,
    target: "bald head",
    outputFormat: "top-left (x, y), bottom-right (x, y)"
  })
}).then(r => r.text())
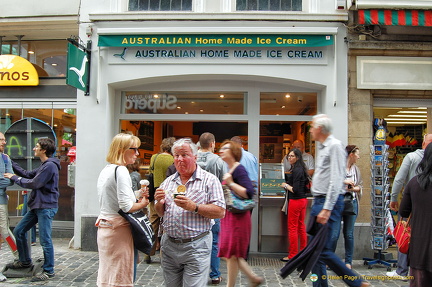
top-left (422, 133), bottom-right (432, 149)
top-left (0, 132), bottom-right (5, 153)
top-left (292, 140), bottom-right (305, 153)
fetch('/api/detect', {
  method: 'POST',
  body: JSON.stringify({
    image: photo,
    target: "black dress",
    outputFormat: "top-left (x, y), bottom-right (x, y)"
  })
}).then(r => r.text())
top-left (399, 175), bottom-right (432, 273)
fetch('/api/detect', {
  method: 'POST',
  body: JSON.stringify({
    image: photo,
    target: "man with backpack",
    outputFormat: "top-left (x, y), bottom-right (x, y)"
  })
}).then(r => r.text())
top-left (197, 132), bottom-right (227, 285)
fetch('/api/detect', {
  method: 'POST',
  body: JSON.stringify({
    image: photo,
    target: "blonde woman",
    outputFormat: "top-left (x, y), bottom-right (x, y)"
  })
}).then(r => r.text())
top-left (96, 133), bottom-right (149, 287)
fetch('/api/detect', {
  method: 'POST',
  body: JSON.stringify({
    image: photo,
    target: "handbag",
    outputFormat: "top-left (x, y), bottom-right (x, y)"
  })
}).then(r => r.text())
top-left (342, 192), bottom-right (356, 215)
top-left (223, 183), bottom-right (256, 213)
top-left (115, 166), bottom-right (155, 254)
top-left (148, 154), bottom-right (160, 202)
top-left (118, 209), bottom-right (155, 254)
top-left (394, 215), bottom-right (411, 254)
top-left (222, 163), bottom-right (256, 213)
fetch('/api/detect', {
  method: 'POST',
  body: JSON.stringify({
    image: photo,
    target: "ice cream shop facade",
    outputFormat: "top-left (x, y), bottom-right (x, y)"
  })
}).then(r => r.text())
top-left (75, 7), bottom-right (351, 253)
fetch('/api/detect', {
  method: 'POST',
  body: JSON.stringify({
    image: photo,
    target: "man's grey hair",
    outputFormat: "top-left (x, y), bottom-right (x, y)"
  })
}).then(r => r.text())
top-left (172, 138), bottom-right (198, 156)
top-left (313, 114), bottom-right (333, 135)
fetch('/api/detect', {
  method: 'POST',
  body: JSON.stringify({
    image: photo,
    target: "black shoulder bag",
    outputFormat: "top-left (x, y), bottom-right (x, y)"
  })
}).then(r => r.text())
top-left (115, 166), bottom-right (155, 255)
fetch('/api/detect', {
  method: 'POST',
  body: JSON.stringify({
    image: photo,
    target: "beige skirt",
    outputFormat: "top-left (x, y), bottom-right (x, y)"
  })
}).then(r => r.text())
top-left (96, 215), bottom-right (134, 287)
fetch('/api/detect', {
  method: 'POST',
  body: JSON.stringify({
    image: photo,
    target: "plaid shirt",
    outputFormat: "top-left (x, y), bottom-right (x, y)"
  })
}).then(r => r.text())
top-left (158, 165), bottom-right (225, 239)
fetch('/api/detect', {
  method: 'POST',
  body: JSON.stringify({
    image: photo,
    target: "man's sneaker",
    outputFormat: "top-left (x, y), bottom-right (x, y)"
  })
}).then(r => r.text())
top-left (5, 260), bottom-right (33, 269)
top-left (0, 272), bottom-right (6, 282)
top-left (386, 270), bottom-right (408, 281)
top-left (31, 271), bottom-right (55, 282)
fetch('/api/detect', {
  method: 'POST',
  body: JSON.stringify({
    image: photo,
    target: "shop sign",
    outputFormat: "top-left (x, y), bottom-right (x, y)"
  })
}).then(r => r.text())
top-left (108, 46), bottom-right (329, 65)
top-left (99, 34), bottom-right (333, 48)
top-left (122, 93), bottom-right (178, 113)
top-left (67, 43), bottom-right (89, 92)
top-left (0, 55), bottom-right (39, 86)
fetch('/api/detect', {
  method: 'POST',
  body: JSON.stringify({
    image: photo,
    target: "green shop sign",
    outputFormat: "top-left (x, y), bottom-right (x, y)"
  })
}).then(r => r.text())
top-left (98, 34), bottom-right (333, 47)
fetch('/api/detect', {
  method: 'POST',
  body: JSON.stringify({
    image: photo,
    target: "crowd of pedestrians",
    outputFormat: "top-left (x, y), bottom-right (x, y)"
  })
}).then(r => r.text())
top-left (1, 114), bottom-right (431, 287)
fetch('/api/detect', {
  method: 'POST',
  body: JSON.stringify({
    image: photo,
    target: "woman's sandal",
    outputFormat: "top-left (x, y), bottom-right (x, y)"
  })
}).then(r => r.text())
top-left (250, 276), bottom-right (264, 287)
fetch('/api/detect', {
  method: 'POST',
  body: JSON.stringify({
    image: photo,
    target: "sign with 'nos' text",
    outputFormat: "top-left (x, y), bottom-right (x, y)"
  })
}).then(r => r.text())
top-left (0, 55), bottom-right (39, 86)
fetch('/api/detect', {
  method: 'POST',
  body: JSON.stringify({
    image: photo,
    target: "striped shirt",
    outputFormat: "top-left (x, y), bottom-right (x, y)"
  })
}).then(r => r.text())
top-left (311, 135), bottom-right (346, 210)
top-left (158, 165), bottom-right (225, 239)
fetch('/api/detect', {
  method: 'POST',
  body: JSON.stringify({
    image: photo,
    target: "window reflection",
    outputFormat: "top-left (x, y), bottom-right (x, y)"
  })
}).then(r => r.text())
top-left (122, 91), bottom-right (245, 115)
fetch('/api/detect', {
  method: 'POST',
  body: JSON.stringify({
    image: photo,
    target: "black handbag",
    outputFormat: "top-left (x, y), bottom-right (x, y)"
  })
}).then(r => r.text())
top-left (342, 192), bottom-right (356, 215)
top-left (118, 209), bottom-right (155, 255)
top-left (115, 166), bottom-right (155, 254)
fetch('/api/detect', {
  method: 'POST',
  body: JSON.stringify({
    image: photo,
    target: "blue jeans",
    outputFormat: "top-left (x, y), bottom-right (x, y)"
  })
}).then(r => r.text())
top-left (310, 195), bottom-right (363, 287)
top-left (21, 194), bottom-right (37, 243)
top-left (210, 219), bottom-right (221, 279)
top-left (342, 200), bottom-right (358, 265)
top-left (13, 208), bottom-right (57, 274)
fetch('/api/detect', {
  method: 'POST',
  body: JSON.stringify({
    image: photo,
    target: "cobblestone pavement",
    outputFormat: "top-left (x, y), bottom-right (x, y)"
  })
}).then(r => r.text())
top-left (0, 239), bottom-right (409, 286)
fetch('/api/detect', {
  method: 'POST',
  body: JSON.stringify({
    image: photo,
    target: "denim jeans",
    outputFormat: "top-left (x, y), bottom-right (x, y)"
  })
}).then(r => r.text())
top-left (210, 218), bottom-right (221, 279)
top-left (13, 208), bottom-right (57, 274)
top-left (21, 194), bottom-right (37, 243)
top-left (310, 195), bottom-right (363, 287)
top-left (342, 199), bottom-right (358, 265)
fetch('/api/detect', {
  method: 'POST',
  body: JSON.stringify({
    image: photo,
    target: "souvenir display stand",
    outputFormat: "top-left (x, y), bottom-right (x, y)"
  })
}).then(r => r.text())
top-left (363, 120), bottom-right (397, 270)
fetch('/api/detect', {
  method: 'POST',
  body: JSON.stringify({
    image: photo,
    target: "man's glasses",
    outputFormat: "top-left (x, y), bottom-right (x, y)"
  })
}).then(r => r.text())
top-left (129, 147), bottom-right (139, 153)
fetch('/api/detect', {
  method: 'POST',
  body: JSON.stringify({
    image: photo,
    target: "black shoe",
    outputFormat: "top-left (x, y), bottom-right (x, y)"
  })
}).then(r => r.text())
top-left (31, 271), bottom-right (55, 282)
top-left (280, 257), bottom-right (289, 262)
top-left (5, 260), bottom-right (33, 269)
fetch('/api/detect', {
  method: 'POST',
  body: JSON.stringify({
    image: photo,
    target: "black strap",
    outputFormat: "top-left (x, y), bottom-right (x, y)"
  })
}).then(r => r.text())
top-left (114, 165), bottom-right (119, 181)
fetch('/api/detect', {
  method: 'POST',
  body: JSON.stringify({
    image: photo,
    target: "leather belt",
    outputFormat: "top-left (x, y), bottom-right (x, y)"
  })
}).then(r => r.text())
top-left (314, 195), bottom-right (326, 199)
top-left (168, 231), bottom-right (210, 244)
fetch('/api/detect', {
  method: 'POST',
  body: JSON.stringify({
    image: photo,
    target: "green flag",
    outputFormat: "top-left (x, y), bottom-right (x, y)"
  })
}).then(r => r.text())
top-left (67, 43), bottom-right (89, 92)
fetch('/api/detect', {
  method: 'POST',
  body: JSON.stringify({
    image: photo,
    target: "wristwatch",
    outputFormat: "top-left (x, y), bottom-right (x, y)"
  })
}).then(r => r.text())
top-left (194, 203), bottom-right (199, 214)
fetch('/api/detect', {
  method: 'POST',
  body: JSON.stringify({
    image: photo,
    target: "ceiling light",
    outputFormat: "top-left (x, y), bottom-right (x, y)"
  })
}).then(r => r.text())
top-left (285, 94), bottom-right (291, 98)
top-left (153, 94), bottom-right (159, 98)
top-left (281, 105), bottom-right (286, 108)
top-left (385, 118), bottom-right (426, 121)
top-left (28, 51), bottom-right (34, 54)
top-left (386, 121), bottom-right (426, 125)
top-left (387, 114), bottom-right (427, 118)
top-left (176, 106), bottom-right (181, 109)
top-left (219, 95), bottom-right (225, 98)
top-left (397, 111), bottom-right (427, 114)
top-left (51, 63), bottom-right (57, 66)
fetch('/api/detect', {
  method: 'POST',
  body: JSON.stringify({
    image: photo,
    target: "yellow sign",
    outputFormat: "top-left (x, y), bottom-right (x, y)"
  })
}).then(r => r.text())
top-left (0, 55), bottom-right (39, 86)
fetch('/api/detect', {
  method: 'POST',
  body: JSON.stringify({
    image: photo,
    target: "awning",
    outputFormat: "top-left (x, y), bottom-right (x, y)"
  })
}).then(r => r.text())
top-left (358, 9), bottom-right (432, 26)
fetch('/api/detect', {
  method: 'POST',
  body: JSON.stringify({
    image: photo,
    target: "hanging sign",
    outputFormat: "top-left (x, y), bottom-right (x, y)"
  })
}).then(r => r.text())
top-left (66, 43), bottom-right (90, 92)
top-left (0, 55), bottom-right (39, 86)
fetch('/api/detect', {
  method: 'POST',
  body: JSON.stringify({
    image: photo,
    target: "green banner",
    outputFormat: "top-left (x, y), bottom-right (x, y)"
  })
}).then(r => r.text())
top-left (98, 34), bottom-right (333, 48)
top-left (260, 178), bottom-right (285, 195)
top-left (66, 43), bottom-right (89, 92)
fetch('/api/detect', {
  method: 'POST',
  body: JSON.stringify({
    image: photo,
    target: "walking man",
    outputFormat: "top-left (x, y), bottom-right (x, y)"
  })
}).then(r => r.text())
top-left (154, 138), bottom-right (225, 287)
top-left (4, 138), bottom-right (60, 282)
top-left (309, 114), bottom-right (369, 287)
top-left (387, 133), bottom-right (432, 280)
top-left (197, 132), bottom-right (227, 285)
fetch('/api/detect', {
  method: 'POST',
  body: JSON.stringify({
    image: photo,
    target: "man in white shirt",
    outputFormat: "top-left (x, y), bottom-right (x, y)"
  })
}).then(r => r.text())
top-left (282, 139), bottom-right (314, 176)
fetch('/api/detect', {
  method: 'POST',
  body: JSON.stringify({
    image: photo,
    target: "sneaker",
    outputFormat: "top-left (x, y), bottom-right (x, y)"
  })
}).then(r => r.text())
top-left (0, 272), bottom-right (6, 282)
top-left (31, 242), bottom-right (37, 246)
top-left (31, 271), bottom-right (55, 282)
top-left (211, 277), bottom-right (222, 285)
top-left (386, 270), bottom-right (408, 281)
top-left (5, 260), bottom-right (33, 269)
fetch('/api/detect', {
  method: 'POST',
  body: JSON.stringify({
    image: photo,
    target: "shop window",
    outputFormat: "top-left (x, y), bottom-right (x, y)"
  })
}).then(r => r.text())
top-left (0, 40), bottom-right (67, 77)
top-left (129, 0), bottom-right (192, 11)
top-left (236, 0), bottom-right (302, 11)
top-left (121, 91), bottom-right (245, 115)
top-left (260, 92), bottom-right (317, 115)
top-left (0, 107), bottom-right (76, 222)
